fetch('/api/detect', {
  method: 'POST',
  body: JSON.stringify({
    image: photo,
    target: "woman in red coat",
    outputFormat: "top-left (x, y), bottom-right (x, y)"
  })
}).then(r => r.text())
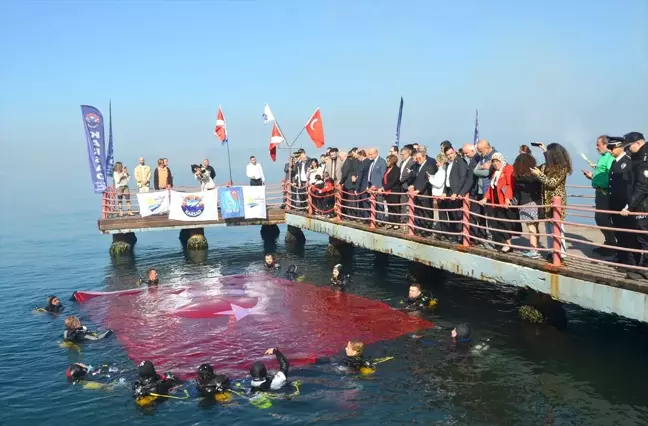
top-left (480, 152), bottom-right (519, 253)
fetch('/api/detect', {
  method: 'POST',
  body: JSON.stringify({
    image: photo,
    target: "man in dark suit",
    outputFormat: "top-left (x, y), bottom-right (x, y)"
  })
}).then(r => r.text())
top-left (408, 146), bottom-right (437, 236)
top-left (293, 150), bottom-right (309, 210)
top-left (340, 148), bottom-right (358, 219)
top-left (355, 150), bottom-right (372, 219)
top-left (399, 146), bottom-right (417, 223)
top-left (441, 146), bottom-right (473, 239)
top-left (367, 148), bottom-right (387, 222)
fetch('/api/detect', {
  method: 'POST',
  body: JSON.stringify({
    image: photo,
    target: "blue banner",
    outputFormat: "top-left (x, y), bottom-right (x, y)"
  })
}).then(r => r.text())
top-left (473, 109), bottom-right (479, 146)
top-left (106, 100), bottom-right (115, 177)
top-left (81, 105), bottom-right (107, 193)
top-left (218, 186), bottom-right (244, 219)
top-left (395, 96), bottom-right (403, 148)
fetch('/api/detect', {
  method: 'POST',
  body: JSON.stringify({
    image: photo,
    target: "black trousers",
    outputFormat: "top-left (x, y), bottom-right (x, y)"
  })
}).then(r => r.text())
top-left (414, 197), bottom-right (433, 235)
top-left (469, 195), bottom-right (488, 242)
top-left (250, 178), bottom-right (263, 186)
top-left (341, 186), bottom-right (356, 219)
top-left (636, 215), bottom-right (648, 268)
top-left (611, 214), bottom-right (640, 266)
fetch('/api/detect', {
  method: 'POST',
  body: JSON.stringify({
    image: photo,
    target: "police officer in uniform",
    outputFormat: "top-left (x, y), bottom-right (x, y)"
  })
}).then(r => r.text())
top-left (621, 132), bottom-right (647, 279)
top-left (607, 137), bottom-right (640, 271)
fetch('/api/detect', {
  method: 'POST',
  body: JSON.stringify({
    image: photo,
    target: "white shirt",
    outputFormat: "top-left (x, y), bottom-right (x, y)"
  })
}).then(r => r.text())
top-left (400, 158), bottom-right (411, 179)
top-left (196, 173), bottom-right (215, 191)
top-left (614, 153), bottom-right (626, 162)
top-left (429, 167), bottom-right (447, 196)
top-left (308, 166), bottom-right (324, 184)
top-left (445, 161), bottom-right (454, 188)
top-left (113, 171), bottom-right (130, 188)
top-left (246, 163), bottom-right (265, 183)
top-left (298, 162), bottom-right (308, 183)
top-left (368, 158), bottom-right (376, 180)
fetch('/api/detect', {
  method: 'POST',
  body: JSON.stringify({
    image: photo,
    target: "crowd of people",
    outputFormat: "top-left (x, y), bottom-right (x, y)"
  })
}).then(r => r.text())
top-left (34, 255), bottom-right (472, 408)
top-left (284, 132), bottom-right (648, 278)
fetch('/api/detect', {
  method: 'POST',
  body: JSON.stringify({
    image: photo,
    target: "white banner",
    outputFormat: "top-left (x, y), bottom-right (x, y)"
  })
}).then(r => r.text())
top-left (243, 186), bottom-right (267, 219)
top-left (136, 190), bottom-right (170, 217)
top-left (169, 190), bottom-right (219, 221)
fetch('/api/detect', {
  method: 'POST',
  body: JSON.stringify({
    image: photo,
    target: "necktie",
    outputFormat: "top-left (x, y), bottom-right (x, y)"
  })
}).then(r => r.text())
top-left (332, 159), bottom-right (337, 180)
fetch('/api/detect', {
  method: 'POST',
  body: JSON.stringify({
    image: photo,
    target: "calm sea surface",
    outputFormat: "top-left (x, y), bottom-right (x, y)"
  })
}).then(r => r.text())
top-left (1, 194), bottom-right (648, 426)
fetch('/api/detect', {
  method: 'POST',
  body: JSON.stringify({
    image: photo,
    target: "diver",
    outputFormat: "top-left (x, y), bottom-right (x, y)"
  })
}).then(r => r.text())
top-left (137, 267), bottom-right (159, 286)
top-left (283, 264), bottom-right (304, 282)
top-left (66, 362), bottom-right (128, 390)
top-left (196, 363), bottom-right (231, 401)
top-left (403, 283), bottom-right (437, 311)
top-left (132, 360), bottom-right (184, 406)
top-left (249, 347), bottom-right (290, 392)
top-left (451, 323), bottom-right (471, 343)
top-left (264, 253), bottom-right (280, 270)
top-left (63, 316), bottom-right (113, 342)
top-left (339, 339), bottom-right (374, 374)
top-left (330, 264), bottom-right (351, 289)
top-left (35, 295), bottom-right (64, 314)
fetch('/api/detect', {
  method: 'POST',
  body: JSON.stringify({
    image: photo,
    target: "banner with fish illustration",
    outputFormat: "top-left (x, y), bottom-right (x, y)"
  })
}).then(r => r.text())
top-left (169, 190), bottom-right (219, 221)
top-left (218, 186), bottom-right (244, 219)
top-left (242, 186), bottom-right (267, 219)
top-left (136, 190), bottom-right (170, 217)
top-left (81, 105), bottom-right (107, 193)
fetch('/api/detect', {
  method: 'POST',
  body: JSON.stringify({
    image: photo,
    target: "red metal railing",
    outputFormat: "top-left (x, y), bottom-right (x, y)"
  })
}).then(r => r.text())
top-left (101, 183), bottom-right (285, 219)
top-left (283, 181), bottom-right (648, 273)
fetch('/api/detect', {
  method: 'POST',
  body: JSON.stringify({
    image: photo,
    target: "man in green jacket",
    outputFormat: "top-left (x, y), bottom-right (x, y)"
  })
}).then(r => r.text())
top-left (583, 135), bottom-right (616, 254)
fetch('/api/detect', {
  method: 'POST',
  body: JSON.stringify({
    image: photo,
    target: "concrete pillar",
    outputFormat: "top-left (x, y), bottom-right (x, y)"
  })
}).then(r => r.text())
top-left (285, 225), bottom-right (306, 244)
top-left (180, 228), bottom-right (208, 250)
top-left (260, 224), bottom-right (281, 241)
top-left (110, 232), bottom-right (137, 256)
top-left (325, 237), bottom-right (353, 258)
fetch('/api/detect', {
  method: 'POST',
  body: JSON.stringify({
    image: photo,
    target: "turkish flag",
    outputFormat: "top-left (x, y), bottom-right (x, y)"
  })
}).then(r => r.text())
top-left (268, 122), bottom-right (284, 162)
top-left (305, 108), bottom-right (325, 148)
top-left (214, 106), bottom-right (227, 143)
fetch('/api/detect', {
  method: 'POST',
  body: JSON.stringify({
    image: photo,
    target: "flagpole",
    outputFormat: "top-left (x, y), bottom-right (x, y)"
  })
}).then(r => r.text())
top-left (225, 141), bottom-right (233, 185)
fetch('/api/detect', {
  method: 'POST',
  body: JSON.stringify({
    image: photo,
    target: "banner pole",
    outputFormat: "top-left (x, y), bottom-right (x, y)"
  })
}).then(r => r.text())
top-left (225, 141), bottom-right (234, 185)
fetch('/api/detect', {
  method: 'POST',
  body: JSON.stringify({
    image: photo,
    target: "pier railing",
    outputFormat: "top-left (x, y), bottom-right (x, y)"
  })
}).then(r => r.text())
top-left (282, 181), bottom-right (648, 274)
top-left (101, 183), bottom-right (285, 219)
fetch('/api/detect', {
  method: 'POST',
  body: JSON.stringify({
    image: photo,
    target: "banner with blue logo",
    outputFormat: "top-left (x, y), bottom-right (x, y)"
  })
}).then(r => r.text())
top-left (81, 105), bottom-right (107, 193)
top-left (218, 186), bottom-right (245, 219)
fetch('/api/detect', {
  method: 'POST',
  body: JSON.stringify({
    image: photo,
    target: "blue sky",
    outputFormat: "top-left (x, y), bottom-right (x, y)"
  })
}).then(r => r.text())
top-left (1, 0), bottom-right (647, 191)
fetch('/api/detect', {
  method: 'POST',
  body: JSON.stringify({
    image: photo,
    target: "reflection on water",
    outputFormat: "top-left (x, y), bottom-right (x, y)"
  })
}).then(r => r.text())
top-left (2, 222), bottom-right (648, 425)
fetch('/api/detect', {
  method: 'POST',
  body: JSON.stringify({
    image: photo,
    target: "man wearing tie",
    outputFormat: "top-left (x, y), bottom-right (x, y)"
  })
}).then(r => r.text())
top-left (408, 146), bottom-right (437, 236)
top-left (367, 148), bottom-right (387, 221)
top-left (293, 150), bottom-right (309, 209)
top-left (399, 146), bottom-right (417, 222)
top-left (323, 148), bottom-right (344, 185)
top-left (441, 146), bottom-right (473, 240)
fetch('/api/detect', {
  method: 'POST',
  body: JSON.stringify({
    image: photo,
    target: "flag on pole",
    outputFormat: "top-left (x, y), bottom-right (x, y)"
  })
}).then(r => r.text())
top-left (395, 97), bottom-right (404, 148)
top-left (262, 104), bottom-right (275, 125)
top-left (106, 99), bottom-right (115, 176)
top-left (268, 122), bottom-right (284, 162)
top-left (305, 107), bottom-right (325, 148)
top-left (473, 109), bottom-right (479, 146)
top-left (214, 106), bottom-right (228, 143)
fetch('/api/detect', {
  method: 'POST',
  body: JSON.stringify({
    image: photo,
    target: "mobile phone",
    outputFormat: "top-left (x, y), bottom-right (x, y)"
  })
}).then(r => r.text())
top-left (531, 142), bottom-right (542, 147)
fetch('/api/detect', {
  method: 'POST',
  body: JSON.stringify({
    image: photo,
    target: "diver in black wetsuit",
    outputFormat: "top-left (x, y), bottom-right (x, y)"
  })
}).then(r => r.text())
top-left (264, 254), bottom-right (281, 270)
top-left (35, 295), bottom-right (64, 314)
top-left (340, 339), bottom-right (373, 373)
top-left (137, 268), bottom-right (159, 286)
top-left (63, 316), bottom-right (112, 342)
top-left (66, 362), bottom-right (128, 388)
top-left (330, 264), bottom-right (351, 289)
top-left (249, 348), bottom-right (290, 392)
top-left (404, 283), bottom-right (437, 311)
top-left (451, 323), bottom-right (471, 343)
top-left (196, 363), bottom-right (231, 399)
top-left (132, 361), bottom-right (182, 404)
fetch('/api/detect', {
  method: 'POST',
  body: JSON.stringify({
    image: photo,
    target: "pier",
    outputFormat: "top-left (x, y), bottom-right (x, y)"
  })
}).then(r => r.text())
top-left (282, 183), bottom-right (648, 323)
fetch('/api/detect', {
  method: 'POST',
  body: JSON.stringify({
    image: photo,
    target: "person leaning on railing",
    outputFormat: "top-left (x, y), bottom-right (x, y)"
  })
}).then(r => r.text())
top-left (620, 132), bottom-right (647, 280)
top-left (530, 142), bottom-right (572, 261)
top-left (582, 136), bottom-right (616, 254)
top-left (480, 153), bottom-right (518, 253)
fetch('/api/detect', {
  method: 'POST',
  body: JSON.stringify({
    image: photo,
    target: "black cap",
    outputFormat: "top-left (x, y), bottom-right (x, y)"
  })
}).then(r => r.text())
top-left (606, 136), bottom-right (626, 149)
top-left (138, 360), bottom-right (157, 379)
top-left (250, 361), bottom-right (267, 380)
top-left (624, 132), bottom-right (645, 144)
top-left (197, 363), bottom-right (214, 382)
top-left (455, 323), bottom-right (471, 339)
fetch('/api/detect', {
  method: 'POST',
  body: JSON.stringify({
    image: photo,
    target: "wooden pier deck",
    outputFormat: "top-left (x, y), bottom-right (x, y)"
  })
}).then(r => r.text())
top-left (98, 207), bottom-right (286, 234)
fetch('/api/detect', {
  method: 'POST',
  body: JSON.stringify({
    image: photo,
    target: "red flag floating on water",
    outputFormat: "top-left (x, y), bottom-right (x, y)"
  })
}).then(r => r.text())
top-left (305, 107), bottom-right (325, 148)
top-left (268, 122), bottom-right (284, 162)
top-left (214, 106), bottom-right (228, 143)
